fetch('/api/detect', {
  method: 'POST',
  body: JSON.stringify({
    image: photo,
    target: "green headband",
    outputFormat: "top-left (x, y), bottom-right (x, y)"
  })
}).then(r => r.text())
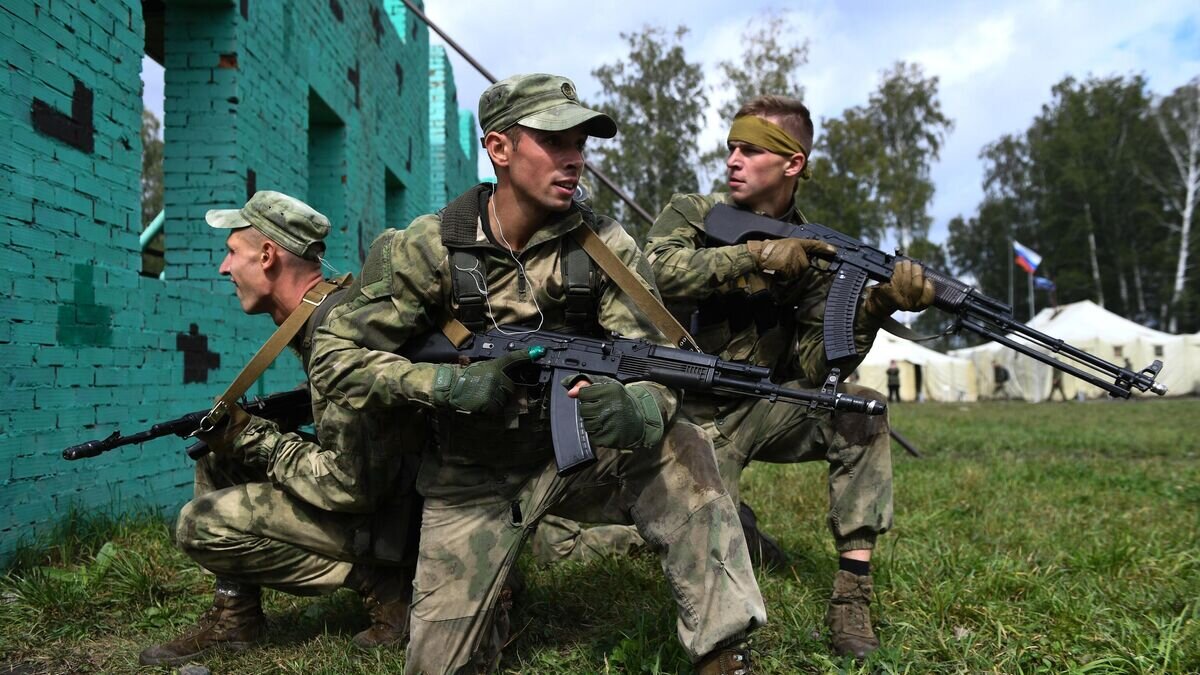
top-left (727, 115), bottom-right (812, 180)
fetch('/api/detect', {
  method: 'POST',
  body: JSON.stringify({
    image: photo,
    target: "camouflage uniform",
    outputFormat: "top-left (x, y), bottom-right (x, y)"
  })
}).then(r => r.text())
top-left (643, 191), bottom-right (893, 553)
top-left (178, 288), bottom-right (423, 594)
top-left (310, 186), bottom-right (766, 673)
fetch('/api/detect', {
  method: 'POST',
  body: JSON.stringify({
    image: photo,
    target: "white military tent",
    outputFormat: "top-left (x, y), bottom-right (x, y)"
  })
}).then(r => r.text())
top-left (950, 300), bottom-right (1195, 401)
top-left (854, 331), bottom-right (978, 402)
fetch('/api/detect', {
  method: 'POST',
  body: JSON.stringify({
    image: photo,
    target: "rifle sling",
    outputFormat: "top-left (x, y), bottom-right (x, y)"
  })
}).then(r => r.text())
top-left (570, 226), bottom-right (699, 351)
top-left (203, 274), bottom-right (353, 428)
top-left (880, 315), bottom-right (947, 343)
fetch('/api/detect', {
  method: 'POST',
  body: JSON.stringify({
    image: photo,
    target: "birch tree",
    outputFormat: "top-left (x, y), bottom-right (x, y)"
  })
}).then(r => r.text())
top-left (1149, 78), bottom-right (1200, 332)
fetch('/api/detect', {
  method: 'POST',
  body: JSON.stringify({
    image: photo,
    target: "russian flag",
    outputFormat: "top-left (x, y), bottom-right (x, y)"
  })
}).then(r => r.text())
top-left (1013, 240), bottom-right (1042, 274)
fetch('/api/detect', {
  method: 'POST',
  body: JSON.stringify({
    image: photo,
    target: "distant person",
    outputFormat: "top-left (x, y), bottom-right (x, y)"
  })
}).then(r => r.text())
top-left (886, 360), bottom-right (901, 402)
top-left (1049, 366), bottom-right (1067, 401)
top-left (992, 360), bottom-right (1011, 400)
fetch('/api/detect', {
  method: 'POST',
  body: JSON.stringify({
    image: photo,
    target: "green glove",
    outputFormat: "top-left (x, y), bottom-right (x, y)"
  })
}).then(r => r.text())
top-left (863, 259), bottom-right (935, 318)
top-left (566, 376), bottom-right (664, 450)
top-left (432, 348), bottom-right (534, 415)
top-left (746, 238), bottom-right (836, 279)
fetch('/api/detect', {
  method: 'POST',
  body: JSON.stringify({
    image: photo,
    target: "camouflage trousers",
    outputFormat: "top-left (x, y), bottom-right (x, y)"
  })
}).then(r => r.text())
top-left (696, 381), bottom-right (893, 552)
top-left (532, 381), bottom-right (894, 559)
top-left (404, 421), bottom-right (767, 674)
top-left (176, 453), bottom-right (409, 596)
top-left (530, 514), bottom-right (646, 565)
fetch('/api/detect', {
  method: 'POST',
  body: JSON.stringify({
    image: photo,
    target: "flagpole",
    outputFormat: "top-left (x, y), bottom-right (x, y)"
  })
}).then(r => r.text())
top-left (1028, 271), bottom-right (1035, 320)
top-left (1008, 234), bottom-right (1015, 311)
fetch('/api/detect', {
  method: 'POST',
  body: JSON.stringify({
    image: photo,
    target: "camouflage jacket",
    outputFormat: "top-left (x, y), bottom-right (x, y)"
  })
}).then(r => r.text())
top-left (310, 185), bottom-right (677, 492)
top-left (225, 286), bottom-right (419, 513)
top-left (645, 192), bottom-right (882, 387)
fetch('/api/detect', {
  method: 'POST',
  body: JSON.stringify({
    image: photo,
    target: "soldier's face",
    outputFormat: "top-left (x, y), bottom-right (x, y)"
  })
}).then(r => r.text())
top-left (219, 228), bottom-right (270, 315)
top-left (507, 127), bottom-right (588, 213)
top-left (726, 139), bottom-right (792, 209)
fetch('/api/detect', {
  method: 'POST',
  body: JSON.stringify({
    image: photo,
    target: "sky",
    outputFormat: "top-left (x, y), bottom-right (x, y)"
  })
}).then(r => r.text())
top-left (142, 0), bottom-right (1200, 244)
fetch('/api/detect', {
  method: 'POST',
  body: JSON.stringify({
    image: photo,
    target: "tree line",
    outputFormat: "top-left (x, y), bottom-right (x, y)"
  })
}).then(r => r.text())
top-left (583, 15), bottom-right (1199, 335)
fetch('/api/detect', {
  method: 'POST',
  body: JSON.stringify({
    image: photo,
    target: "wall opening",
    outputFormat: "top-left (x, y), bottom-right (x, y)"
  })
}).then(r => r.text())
top-left (385, 168), bottom-right (408, 231)
top-left (307, 90), bottom-right (346, 233)
top-left (140, 0), bottom-right (166, 278)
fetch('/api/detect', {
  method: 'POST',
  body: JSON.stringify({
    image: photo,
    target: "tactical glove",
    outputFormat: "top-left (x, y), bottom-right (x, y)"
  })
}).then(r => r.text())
top-left (746, 238), bottom-right (836, 279)
top-left (431, 348), bottom-right (534, 415)
top-left (564, 376), bottom-right (664, 450)
top-left (863, 259), bottom-right (936, 317)
top-left (195, 403), bottom-right (252, 457)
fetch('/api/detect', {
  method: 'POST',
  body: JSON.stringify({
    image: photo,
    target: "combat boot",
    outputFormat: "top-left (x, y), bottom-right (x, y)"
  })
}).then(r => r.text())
top-left (738, 502), bottom-right (790, 570)
top-left (343, 563), bottom-right (412, 649)
top-left (825, 569), bottom-right (880, 658)
top-left (138, 581), bottom-right (266, 666)
top-left (696, 643), bottom-right (752, 674)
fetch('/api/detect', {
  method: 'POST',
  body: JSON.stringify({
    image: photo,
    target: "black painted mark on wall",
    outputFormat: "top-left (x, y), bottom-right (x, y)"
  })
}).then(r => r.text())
top-left (406, 136), bottom-right (412, 172)
top-left (176, 324), bottom-right (220, 384)
top-left (329, 0), bottom-right (343, 22)
top-left (240, 0), bottom-right (248, 19)
top-left (348, 62), bottom-right (360, 109)
top-left (31, 78), bottom-right (94, 153)
top-left (246, 168), bottom-right (256, 201)
top-left (371, 6), bottom-right (384, 44)
top-left (395, 63), bottom-right (404, 96)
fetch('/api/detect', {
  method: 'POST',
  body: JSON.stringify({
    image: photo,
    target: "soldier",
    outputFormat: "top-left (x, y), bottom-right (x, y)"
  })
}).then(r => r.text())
top-left (309, 74), bottom-right (766, 674)
top-left (640, 96), bottom-right (934, 658)
top-left (138, 192), bottom-right (421, 666)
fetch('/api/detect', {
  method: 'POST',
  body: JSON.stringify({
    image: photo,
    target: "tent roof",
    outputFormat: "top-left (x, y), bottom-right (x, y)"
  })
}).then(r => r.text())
top-left (861, 330), bottom-right (970, 366)
top-left (1026, 300), bottom-right (1177, 343)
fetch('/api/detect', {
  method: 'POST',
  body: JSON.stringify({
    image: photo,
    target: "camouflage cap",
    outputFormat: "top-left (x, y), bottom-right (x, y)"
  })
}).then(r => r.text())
top-left (205, 191), bottom-right (330, 260)
top-left (479, 73), bottom-right (617, 139)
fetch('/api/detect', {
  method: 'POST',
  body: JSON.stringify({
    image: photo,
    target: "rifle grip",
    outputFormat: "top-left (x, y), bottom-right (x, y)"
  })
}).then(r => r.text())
top-left (549, 369), bottom-right (597, 477)
top-left (824, 267), bottom-right (869, 362)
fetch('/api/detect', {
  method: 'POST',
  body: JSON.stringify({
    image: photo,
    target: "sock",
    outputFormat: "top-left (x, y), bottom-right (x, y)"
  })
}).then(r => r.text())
top-left (839, 556), bottom-right (870, 577)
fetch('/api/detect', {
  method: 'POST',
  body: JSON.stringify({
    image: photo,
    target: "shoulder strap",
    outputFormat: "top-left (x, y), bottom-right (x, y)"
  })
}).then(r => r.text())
top-left (571, 226), bottom-right (698, 351)
top-left (199, 274), bottom-right (353, 430)
top-left (439, 185), bottom-right (492, 333)
top-left (561, 212), bottom-right (599, 333)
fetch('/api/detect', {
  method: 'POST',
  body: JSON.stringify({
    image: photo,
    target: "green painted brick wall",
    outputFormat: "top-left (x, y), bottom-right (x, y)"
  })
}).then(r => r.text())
top-left (0, 0), bottom-right (478, 564)
top-left (428, 45), bottom-right (479, 211)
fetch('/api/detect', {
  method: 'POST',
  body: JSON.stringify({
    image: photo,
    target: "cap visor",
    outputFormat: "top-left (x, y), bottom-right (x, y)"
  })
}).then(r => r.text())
top-left (518, 104), bottom-right (617, 139)
top-left (205, 209), bottom-right (250, 229)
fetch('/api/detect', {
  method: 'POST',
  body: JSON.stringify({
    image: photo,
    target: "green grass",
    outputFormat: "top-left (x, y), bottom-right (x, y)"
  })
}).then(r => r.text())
top-left (2, 399), bottom-right (1197, 673)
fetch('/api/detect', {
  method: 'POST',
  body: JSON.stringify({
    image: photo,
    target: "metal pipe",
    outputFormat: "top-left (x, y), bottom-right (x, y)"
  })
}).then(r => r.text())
top-left (400, 0), bottom-right (656, 227)
top-left (140, 210), bottom-right (165, 250)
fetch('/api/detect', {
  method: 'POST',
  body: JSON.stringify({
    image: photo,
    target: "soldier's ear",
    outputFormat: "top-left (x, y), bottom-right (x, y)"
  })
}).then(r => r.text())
top-left (260, 239), bottom-right (281, 271)
top-left (483, 131), bottom-right (511, 168)
top-left (783, 151), bottom-right (806, 178)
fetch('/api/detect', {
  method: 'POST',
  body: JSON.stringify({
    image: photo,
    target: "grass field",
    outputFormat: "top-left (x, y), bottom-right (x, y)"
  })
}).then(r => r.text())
top-left (1, 399), bottom-right (1197, 674)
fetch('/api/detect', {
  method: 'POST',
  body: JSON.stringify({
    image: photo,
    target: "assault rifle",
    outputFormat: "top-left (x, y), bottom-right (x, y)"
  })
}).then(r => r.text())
top-left (403, 326), bottom-right (886, 476)
top-left (62, 388), bottom-right (312, 461)
top-left (704, 204), bottom-right (1169, 399)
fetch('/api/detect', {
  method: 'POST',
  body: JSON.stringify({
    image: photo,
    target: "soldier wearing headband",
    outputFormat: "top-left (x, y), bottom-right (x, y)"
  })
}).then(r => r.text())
top-left (582, 95), bottom-right (933, 660)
